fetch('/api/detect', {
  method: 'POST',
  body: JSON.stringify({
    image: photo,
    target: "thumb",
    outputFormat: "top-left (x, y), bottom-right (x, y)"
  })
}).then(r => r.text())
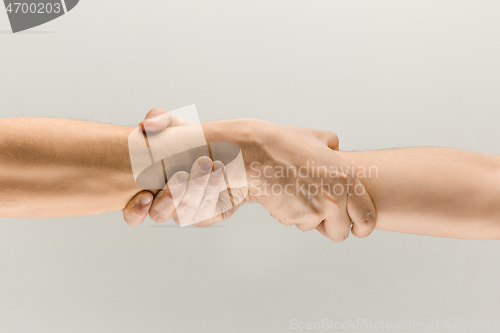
top-left (140, 108), bottom-right (172, 132)
top-left (346, 176), bottom-right (377, 238)
top-left (122, 191), bottom-right (154, 226)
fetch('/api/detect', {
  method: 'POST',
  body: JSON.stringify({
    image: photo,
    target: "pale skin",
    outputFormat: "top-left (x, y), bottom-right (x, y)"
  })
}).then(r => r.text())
top-left (0, 114), bottom-right (499, 239)
top-left (341, 148), bottom-right (500, 239)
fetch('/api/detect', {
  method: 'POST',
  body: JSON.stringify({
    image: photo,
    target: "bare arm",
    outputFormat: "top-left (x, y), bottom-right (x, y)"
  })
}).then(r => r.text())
top-left (0, 116), bottom-right (377, 245)
top-left (3, 117), bottom-right (497, 240)
top-left (0, 117), bottom-right (141, 218)
top-left (0, 116), bottom-right (264, 219)
top-left (338, 148), bottom-right (500, 239)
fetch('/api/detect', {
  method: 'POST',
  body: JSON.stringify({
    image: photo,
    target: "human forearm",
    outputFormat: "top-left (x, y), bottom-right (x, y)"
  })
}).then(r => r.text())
top-left (0, 117), bottom-right (140, 218)
top-left (338, 147), bottom-right (500, 239)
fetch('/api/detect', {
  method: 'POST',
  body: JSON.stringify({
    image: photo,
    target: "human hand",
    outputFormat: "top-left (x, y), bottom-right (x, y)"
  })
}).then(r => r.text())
top-left (124, 112), bottom-right (377, 242)
top-left (201, 119), bottom-right (377, 241)
top-left (123, 108), bottom-right (245, 227)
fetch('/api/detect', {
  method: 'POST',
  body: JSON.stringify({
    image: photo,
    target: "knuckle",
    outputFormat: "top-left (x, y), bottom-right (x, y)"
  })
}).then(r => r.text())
top-left (150, 107), bottom-right (163, 113)
top-left (354, 209), bottom-right (376, 225)
top-left (189, 179), bottom-right (208, 190)
top-left (285, 216), bottom-right (299, 225)
top-left (326, 190), bottom-right (344, 204)
top-left (205, 183), bottom-right (221, 192)
top-left (296, 224), bottom-right (313, 232)
top-left (331, 234), bottom-right (348, 242)
top-left (194, 221), bottom-right (212, 228)
top-left (177, 202), bottom-right (197, 217)
top-left (286, 210), bottom-right (314, 225)
top-left (159, 193), bottom-right (175, 206)
top-left (331, 171), bottom-right (350, 187)
top-left (326, 131), bottom-right (339, 144)
top-left (351, 211), bottom-right (376, 238)
top-left (309, 210), bottom-right (324, 221)
top-left (280, 219), bottom-right (294, 226)
top-left (284, 213), bottom-right (303, 225)
top-left (342, 172), bottom-right (354, 184)
top-left (149, 211), bottom-right (167, 223)
top-left (362, 209), bottom-right (376, 223)
top-left (200, 198), bottom-right (216, 210)
top-left (351, 227), bottom-right (371, 238)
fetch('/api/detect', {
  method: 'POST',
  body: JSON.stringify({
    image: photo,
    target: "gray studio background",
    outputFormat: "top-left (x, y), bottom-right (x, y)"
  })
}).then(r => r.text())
top-left (1, 1), bottom-right (500, 332)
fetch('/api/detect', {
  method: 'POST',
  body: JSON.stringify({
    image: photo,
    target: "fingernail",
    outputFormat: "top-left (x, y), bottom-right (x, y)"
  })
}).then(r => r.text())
top-left (176, 173), bottom-right (189, 184)
top-left (143, 116), bottom-right (158, 127)
top-left (140, 194), bottom-right (152, 205)
top-left (213, 161), bottom-right (224, 171)
top-left (143, 114), bottom-right (170, 130)
top-left (199, 157), bottom-right (212, 172)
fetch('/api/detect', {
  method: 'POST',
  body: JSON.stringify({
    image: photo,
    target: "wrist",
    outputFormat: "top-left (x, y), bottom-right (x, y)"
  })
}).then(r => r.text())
top-left (201, 119), bottom-right (270, 158)
top-left (201, 119), bottom-right (272, 198)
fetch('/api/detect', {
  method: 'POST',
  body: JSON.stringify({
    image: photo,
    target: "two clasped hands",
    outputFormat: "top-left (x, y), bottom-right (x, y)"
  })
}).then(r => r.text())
top-left (123, 108), bottom-right (376, 242)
